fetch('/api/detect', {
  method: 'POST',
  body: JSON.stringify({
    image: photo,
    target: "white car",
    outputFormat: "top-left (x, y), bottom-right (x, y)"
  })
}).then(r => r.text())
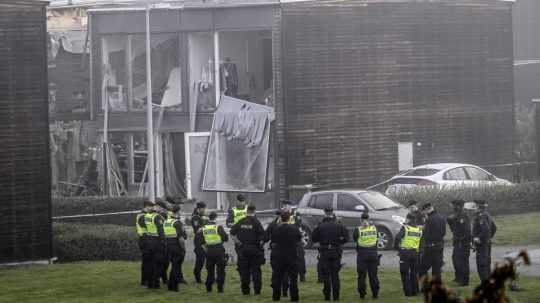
top-left (375, 163), bottom-right (512, 196)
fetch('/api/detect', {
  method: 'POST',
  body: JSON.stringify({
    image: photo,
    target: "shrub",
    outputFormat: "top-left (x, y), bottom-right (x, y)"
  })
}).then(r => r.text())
top-left (53, 223), bottom-right (140, 262)
top-left (52, 196), bottom-right (147, 225)
top-left (52, 196), bottom-right (147, 217)
top-left (390, 182), bottom-right (540, 216)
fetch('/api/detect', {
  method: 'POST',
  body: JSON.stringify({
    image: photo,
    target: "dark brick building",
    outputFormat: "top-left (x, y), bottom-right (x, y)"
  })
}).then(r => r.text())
top-left (0, 0), bottom-right (52, 263)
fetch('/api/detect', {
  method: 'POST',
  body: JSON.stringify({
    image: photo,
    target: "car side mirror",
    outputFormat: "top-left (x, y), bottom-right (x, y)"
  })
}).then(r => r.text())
top-left (354, 205), bottom-right (366, 212)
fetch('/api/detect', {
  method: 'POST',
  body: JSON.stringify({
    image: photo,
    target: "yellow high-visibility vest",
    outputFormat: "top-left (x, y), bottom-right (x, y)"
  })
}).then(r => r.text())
top-left (202, 224), bottom-right (222, 245)
top-left (356, 225), bottom-right (378, 248)
top-left (136, 213), bottom-right (147, 236)
top-left (144, 213), bottom-right (160, 236)
top-left (163, 218), bottom-right (178, 238)
top-left (400, 225), bottom-right (422, 251)
top-left (233, 206), bottom-right (248, 225)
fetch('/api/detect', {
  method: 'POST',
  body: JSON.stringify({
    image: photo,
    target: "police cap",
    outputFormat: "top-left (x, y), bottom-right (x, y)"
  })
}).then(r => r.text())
top-left (237, 194), bottom-right (246, 202)
top-left (143, 200), bottom-right (154, 208)
top-left (196, 201), bottom-right (207, 209)
top-left (247, 204), bottom-right (256, 213)
top-left (208, 211), bottom-right (218, 220)
top-left (361, 212), bottom-right (369, 220)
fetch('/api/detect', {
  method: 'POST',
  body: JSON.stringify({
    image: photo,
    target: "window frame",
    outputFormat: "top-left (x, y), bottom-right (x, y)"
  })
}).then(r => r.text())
top-left (464, 166), bottom-right (491, 181)
top-left (336, 193), bottom-right (364, 212)
top-left (443, 167), bottom-right (470, 181)
top-left (310, 193), bottom-right (334, 210)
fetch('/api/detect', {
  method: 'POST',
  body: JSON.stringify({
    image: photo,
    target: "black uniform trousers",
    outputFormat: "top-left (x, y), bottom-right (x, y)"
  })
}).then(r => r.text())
top-left (138, 236), bottom-right (149, 285)
top-left (194, 245), bottom-right (206, 282)
top-left (144, 237), bottom-right (167, 289)
top-left (271, 251), bottom-right (299, 302)
top-left (166, 239), bottom-right (183, 291)
top-left (399, 249), bottom-right (419, 296)
top-left (238, 245), bottom-right (264, 295)
top-left (298, 246), bottom-right (307, 279)
top-left (205, 248), bottom-right (227, 291)
top-left (319, 248), bottom-right (342, 301)
top-left (476, 243), bottom-right (492, 282)
top-left (452, 241), bottom-right (470, 285)
top-left (356, 249), bottom-right (380, 298)
top-left (420, 243), bottom-right (444, 280)
top-left (281, 246), bottom-right (306, 297)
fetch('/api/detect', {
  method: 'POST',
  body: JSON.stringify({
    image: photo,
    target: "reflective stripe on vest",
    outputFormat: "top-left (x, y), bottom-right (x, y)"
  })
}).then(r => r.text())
top-left (400, 225), bottom-right (422, 251)
top-left (144, 213), bottom-right (159, 236)
top-left (356, 225), bottom-right (378, 248)
top-left (233, 206), bottom-right (248, 225)
top-left (163, 218), bottom-right (178, 238)
top-left (202, 224), bottom-right (222, 245)
top-left (136, 213), bottom-right (147, 236)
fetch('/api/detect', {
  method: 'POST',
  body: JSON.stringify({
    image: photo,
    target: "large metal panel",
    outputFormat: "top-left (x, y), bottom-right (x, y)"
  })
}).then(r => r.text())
top-left (0, 0), bottom-right (52, 263)
top-left (281, 0), bottom-right (515, 189)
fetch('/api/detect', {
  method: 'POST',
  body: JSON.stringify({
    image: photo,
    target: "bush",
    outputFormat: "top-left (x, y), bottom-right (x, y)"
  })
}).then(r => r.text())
top-left (53, 223), bottom-right (140, 262)
top-left (52, 196), bottom-right (147, 225)
top-left (52, 196), bottom-right (147, 217)
top-left (390, 182), bottom-right (540, 216)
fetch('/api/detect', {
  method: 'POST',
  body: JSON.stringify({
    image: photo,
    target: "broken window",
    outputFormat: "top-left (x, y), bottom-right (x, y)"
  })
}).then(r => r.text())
top-left (101, 35), bottom-right (128, 112)
top-left (203, 96), bottom-right (274, 192)
top-left (131, 34), bottom-right (184, 111)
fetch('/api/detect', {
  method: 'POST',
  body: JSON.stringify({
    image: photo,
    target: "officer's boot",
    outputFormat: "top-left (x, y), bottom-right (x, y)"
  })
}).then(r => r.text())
top-left (299, 274), bottom-right (306, 282)
top-left (206, 284), bottom-right (212, 293)
top-left (217, 284), bottom-right (224, 293)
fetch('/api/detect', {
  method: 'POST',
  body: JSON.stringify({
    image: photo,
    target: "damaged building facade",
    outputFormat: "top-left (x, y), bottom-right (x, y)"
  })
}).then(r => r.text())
top-left (49, 0), bottom-right (515, 209)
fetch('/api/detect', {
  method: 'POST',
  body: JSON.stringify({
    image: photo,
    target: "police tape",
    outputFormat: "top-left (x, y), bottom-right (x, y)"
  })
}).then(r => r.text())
top-left (52, 209), bottom-right (279, 220)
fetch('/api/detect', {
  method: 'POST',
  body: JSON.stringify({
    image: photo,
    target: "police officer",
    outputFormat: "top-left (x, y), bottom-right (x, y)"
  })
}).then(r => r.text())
top-left (136, 200), bottom-right (154, 286)
top-left (138, 200), bottom-right (167, 289)
top-left (196, 211), bottom-right (229, 293)
top-left (395, 213), bottom-right (422, 296)
top-left (419, 203), bottom-right (446, 281)
top-left (163, 204), bottom-right (188, 292)
top-left (447, 199), bottom-right (471, 286)
top-left (265, 206), bottom-right (291, 298)
top-left (269, 209), bottom-right (302, 302)
top-left (191, 201), bottom-right (208, 283)
top-left (354, 212), bottom-right (380, 300)
top-left (472, 200), bottom-right (497, 282)
top-left (227, 194), bottom-right (248, 227)
top-left (312, 207), bottom-right (349, 301)
top-left (230, 204), bottom-right (265, 295)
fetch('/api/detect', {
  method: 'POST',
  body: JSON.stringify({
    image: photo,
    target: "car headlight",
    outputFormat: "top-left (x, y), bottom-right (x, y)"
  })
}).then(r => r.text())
top-left (392, 215), bottom-right (405, 224)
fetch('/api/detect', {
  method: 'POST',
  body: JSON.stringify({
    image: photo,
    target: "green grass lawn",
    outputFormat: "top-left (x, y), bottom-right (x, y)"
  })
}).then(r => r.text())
top-left (492, 212), bottom-right (540, 246)
top-left (441, 212), bottom-right (540, 246)
top-left (1, 262), bottom-right (539, 303)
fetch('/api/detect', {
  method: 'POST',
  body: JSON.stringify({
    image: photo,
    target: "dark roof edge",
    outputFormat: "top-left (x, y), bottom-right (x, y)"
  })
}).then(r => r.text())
top-left (87, 1), bottom-right (278, 13)
top-left (0, 0), bottom-right (48, 6)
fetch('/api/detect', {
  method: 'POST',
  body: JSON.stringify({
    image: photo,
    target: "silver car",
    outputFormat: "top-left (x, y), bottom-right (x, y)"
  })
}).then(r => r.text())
top-left (296, 190), bottom-right (408, 250)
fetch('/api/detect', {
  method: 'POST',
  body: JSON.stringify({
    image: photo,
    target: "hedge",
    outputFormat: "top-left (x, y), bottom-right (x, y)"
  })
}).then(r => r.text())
top-left (53, 223), bottom-right (140, 262)
top-left (52, 196), bottom-right (147, 217)
top-left (390, 182), bottom-right (540, 216)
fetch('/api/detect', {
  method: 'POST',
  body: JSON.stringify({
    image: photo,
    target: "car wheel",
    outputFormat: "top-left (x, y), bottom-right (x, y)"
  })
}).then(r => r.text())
top-left (299, 224), bottom-right (313, 249)
top-left (376, 227), bottom-right (393, 250)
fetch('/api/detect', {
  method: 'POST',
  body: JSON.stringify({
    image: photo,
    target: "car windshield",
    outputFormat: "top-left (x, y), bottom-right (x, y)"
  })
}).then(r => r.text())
top-left (357, 192), bottom-right (402, 210)
top-left (403, 168), bottom-right (440, 176)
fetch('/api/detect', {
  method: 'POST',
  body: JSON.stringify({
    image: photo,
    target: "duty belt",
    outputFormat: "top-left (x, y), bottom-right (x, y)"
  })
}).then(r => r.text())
top-left (320, 244), bottom-right (340, 250)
